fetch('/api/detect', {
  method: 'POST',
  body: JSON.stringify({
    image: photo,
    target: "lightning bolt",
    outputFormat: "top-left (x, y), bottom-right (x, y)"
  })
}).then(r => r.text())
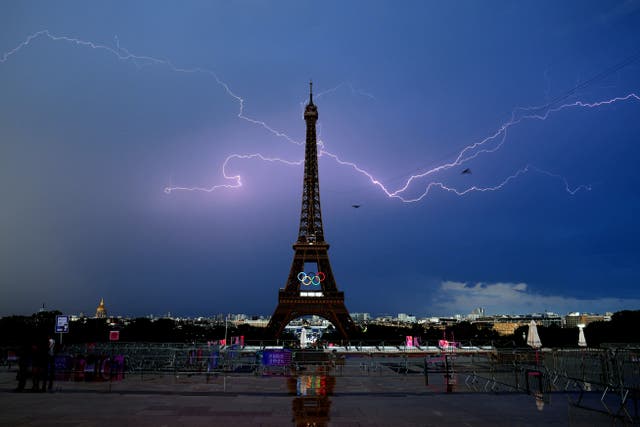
top-left (0, 30), bottom-right (302, 145)
top-left (163, 153), bottom-right (302, 194)
top-left (320, 94), bottom-right (638, 202)
top-left (2, 30), bottom-right (638, 203)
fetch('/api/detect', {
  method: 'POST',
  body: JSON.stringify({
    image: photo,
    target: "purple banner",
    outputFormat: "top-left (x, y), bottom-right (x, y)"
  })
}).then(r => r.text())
top-left (262, 349), bottom-right (292, 367)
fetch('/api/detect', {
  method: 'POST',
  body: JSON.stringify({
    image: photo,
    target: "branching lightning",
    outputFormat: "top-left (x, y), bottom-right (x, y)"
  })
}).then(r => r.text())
top-left (2, 30), bottom-right (638, 203)
top-left (331, 93), bottom-right (638, 202)
top-left (163, 153), bottom-right (302, 194)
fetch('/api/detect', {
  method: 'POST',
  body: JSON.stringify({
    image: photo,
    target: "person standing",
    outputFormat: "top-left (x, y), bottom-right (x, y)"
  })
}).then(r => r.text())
top-left (31, 342), bottom-right (45, 392)
top-left (14, 342), bottom-right (31, 392)
top-left (42, 336), bottom-right (55, 392)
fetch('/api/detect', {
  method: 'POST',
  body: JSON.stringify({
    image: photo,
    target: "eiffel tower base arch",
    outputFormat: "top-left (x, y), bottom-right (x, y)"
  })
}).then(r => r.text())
top-left (267, 290), bottom-right (357, 339)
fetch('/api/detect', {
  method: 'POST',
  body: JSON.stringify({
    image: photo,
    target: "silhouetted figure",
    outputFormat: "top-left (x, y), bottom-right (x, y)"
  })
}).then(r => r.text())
top-left (31, 343), bottom-right (45, 392)
top-left (461, 168), bottom-right (472, 175)
top-left (42, 336), bottom-right (55, 392)
top-left (15, 342), bottom-right (32, 392)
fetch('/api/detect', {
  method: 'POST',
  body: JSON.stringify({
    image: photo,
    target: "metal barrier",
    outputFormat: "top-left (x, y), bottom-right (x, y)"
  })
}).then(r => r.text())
top-left (461, 348), bottom-right (639, 422)
top-left (3, 342), bottom-right (638, 421)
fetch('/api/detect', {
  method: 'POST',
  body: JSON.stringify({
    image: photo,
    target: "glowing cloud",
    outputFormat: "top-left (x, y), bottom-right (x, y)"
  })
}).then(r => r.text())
top-left (432, 281), bottom-right (640, 315)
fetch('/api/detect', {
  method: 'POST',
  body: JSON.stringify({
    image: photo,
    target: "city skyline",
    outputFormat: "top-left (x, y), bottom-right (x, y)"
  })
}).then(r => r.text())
top-left (2, 1), bottom-right (640, 317)
top-left (26, 296), bottom-right (621, 321)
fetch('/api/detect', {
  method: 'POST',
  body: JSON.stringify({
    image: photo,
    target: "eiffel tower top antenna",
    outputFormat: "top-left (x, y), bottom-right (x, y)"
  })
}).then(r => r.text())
top-left (309, 79), bottom-right (313, 104)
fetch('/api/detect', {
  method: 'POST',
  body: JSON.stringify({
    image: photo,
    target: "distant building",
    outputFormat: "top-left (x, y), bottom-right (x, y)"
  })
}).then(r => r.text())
top-left (397, 313), bottom-right (417, 323)
top-left (95, 298), bottom-right (107, 318)
top-left (487, 312), bottom-right (562, 336)
top-left (492, 321), bottom-right (527, 336)
top-left (351, 313), bottom-right (371, 322)
top-left (423, 317), bottom-right (459, 328)
top-left (564, 312), bottom-right (608, 328)
top-left (467, 307), bottom-right (485, 321)
top-left (241, 318), bottom-right (269, 327)
top-left (537, 312), bottom-right (562, 328)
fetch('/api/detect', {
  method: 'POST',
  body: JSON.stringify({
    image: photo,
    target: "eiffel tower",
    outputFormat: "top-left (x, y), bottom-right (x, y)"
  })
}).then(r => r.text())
top-left (267, 82), bottom-right (356, 339)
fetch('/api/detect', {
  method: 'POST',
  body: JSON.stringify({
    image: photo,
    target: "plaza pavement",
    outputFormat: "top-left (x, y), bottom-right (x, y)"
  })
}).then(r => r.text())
top-left (0, 369), bottom-right (624, 426)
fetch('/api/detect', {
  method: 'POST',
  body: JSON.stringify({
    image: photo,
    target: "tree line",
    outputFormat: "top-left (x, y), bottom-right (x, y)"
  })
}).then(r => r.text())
top-left (0, 310), bottom-right (638, 348)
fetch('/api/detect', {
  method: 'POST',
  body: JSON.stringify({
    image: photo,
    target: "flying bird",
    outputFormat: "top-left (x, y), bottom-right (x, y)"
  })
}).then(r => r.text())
top-left (352, 204), bottom-right (361, 209)
top-left (461, 168), bottom-right (472, 175)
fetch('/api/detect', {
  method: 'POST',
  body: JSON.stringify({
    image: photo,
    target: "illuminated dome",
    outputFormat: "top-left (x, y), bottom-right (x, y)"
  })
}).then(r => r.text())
top-left (95, 297), bottom-right (107, 318)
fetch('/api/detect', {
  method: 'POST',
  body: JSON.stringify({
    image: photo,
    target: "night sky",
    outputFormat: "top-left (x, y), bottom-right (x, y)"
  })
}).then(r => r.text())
top-left (2, 1), bottom-right (640, 317)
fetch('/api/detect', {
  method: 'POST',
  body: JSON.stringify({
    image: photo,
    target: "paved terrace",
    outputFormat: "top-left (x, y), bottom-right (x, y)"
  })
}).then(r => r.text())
top-left (1, 353), bottom-right (635, 427)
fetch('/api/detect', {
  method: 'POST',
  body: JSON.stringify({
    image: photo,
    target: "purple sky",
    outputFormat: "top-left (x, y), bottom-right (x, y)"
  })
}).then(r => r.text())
top-left (1, 1), bottom-right (640, 317)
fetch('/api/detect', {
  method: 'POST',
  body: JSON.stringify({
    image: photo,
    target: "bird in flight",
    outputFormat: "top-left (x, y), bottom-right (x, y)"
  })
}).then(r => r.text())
top-left (461, 168), bottom-right (472, 175)
top-left (352, 204), bottom-right (361, 209)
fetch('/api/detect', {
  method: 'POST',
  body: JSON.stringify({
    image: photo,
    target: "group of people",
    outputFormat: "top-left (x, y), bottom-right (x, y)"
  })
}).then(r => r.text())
top-left (15, 336), bottom-right (56, 392)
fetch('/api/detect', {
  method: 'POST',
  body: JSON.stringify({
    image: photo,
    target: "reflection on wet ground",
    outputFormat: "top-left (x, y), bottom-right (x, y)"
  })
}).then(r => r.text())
top-left (289, 369), bottom-right (335, 427)
top-left (283, 351), bottom-right (639, 426)
top-left (1, 349), bottom-right (638, 426)
top-left (277, 351), bottom-right (639, 426)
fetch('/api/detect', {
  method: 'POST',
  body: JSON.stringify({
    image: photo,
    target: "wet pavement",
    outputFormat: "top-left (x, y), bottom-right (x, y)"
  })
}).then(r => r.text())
top-left (0, 366), bottom-right (631, 426)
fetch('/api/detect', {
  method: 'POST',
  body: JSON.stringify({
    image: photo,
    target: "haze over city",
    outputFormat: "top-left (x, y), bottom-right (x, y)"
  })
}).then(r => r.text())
top-left (2, 1), bottom-right (640, 317)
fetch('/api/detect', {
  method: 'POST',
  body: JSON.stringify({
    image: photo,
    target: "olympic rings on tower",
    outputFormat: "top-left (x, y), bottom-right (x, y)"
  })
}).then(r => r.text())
top-left (297, 271), bottom-right (326, 286)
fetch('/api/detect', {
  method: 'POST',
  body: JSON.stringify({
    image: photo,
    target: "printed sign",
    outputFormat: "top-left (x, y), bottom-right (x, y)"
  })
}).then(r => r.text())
top-left (262, 349), bottom-right (292, 367)
top-left (55, 315), bottom-right (69, 333)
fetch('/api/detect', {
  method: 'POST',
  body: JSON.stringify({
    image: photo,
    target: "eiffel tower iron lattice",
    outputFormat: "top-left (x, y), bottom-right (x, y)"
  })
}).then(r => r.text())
top-left (267, 82), bottom-right (357, 339)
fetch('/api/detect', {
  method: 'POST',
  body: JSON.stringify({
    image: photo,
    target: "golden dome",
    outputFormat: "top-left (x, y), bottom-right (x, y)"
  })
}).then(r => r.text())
top-left (95, 297), bottom-right (107, 318)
